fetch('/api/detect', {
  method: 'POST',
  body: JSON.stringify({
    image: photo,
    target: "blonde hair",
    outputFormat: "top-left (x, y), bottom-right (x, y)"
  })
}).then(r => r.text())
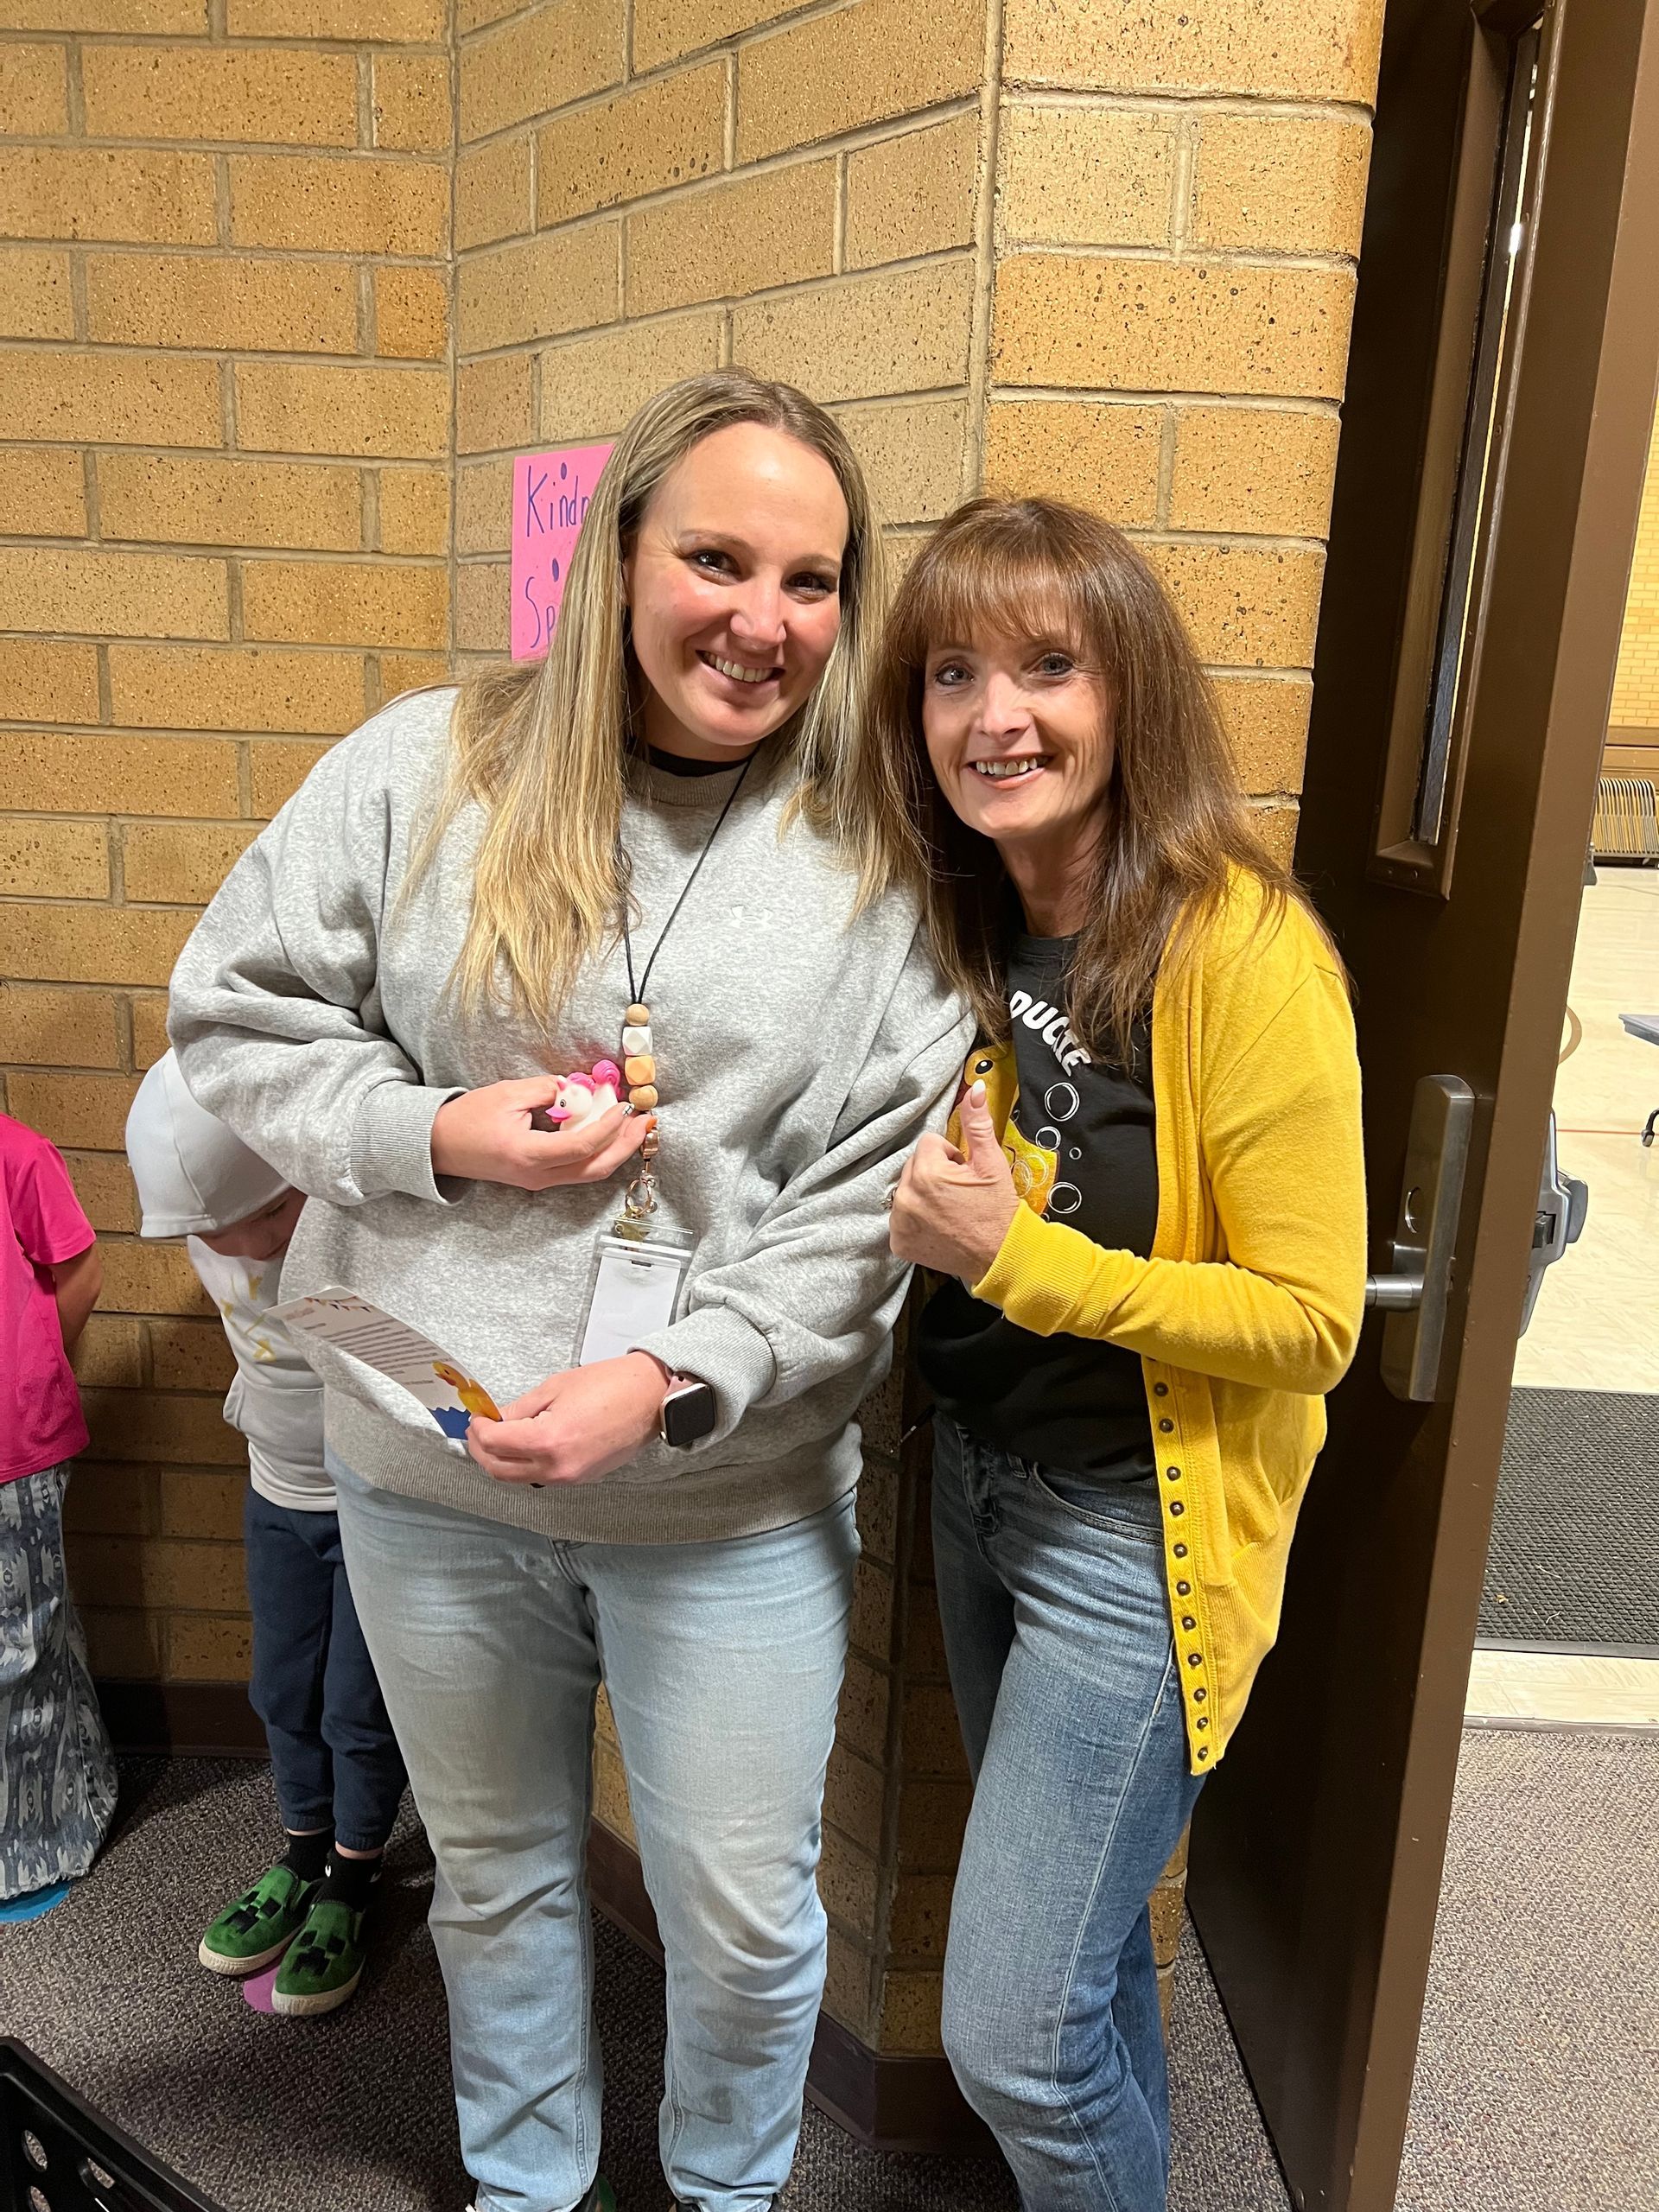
top-left (873, 497), bottom-right (1325, 1065)
top-left (419, 370), bottom-right (903, 1029)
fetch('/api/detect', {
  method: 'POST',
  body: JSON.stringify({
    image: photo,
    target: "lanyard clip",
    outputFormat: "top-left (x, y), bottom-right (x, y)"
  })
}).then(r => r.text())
top-left (613, 1159), bottom-right (659, 1240)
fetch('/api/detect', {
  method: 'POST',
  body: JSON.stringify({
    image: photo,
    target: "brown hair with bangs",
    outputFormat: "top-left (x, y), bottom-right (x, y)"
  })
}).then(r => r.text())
top-left (874, 496), bottom-right (1318, 1064)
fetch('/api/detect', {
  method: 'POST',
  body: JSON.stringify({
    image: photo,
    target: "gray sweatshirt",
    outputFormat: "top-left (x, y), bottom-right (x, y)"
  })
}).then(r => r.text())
top-left (168, 687), bottom-right (972, 1545)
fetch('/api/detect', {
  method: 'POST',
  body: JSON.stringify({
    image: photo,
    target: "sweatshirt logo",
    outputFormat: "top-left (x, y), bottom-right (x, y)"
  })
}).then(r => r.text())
top-left (1008, 990), bottom-right (1093, 1076)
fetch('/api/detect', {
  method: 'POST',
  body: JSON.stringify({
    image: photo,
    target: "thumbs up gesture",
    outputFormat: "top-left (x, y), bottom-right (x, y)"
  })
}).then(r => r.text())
top-left (889, 1080), bottom-right (1020, 1286)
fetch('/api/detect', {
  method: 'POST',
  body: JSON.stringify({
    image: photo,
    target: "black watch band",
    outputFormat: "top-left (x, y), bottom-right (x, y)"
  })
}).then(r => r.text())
top-left (658, 1375), bottom-right (716, 1449)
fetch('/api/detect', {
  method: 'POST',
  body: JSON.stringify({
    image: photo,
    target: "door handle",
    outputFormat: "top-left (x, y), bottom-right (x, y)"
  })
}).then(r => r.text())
top-left (1364, 1268), bottom-right (1425, 1312)
top-left (1518, 1111), bottom-right (1587, 1332)
top-left (1368, 1074), bottom-right (1475, 1402)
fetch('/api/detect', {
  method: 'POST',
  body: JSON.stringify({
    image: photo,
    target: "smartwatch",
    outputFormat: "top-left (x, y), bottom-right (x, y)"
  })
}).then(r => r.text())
top-left (659, 1372), bottom-right (717, 1448)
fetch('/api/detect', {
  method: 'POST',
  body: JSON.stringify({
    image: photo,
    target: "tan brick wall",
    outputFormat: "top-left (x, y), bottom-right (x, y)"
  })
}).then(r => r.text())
top-left (451, 0), bottom-right (988, 658)
top-left (987, 0), bottom-right (1385, 858)
top-left (1610, 397), bottom-right (1659, 732)
top-left (0, 0), bottom-right (452, 1691)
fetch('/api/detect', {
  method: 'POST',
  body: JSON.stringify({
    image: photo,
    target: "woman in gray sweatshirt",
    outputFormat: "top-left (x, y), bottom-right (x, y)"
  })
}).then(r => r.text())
top-left (168, 372), bottom-right (971, 2212)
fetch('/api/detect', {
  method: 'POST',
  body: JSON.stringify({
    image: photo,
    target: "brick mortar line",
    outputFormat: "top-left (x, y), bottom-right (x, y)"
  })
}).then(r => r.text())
top-left (986, 385), bottom-right (1344, 416)
top-left (61, 31), bottom-right (85, 134)
top-left (455, 84), bottom-right (979, 178)
top-left (459, 239), bottom-right (978, 352)
top-left (1001, 70), bottom-right (1376, 107)
top-left (356, 44), bottom-right (375, 149)
top-left (1167, 105), bottom-right (1197, 256)
top-left (6, 902), bottom-right (230, 918)
top-left (1133, 526), bottom-right (1331, 552)
top-left (2, 136), bottom-right (453, 161)
top-left (3, 247), bottom-right (452, 270)
top-left (2, 892), bottom-right (215, 912)
top-left (2, 980), bottom-right (152, 995)
top-left (1154, 398), bottom-right (1178, 531)
top-left (3, 334), bottom-right (452, 358)
top-left (0, 32), bottom-right (448, 53)
top-left (997, 88), bottom-right (1376, 126)
top-left (993, 238), bottom-right (1359, 272)
top-left (960, 0), bottom-right (1004, 497)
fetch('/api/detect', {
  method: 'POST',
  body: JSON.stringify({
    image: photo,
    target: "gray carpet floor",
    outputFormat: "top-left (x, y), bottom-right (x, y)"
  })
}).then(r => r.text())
top-left (0, 1756), bottom-right (1287, 2212)
top-left (1479, 1388), bottom-right (1659, 1647)
top-left (1395, 1726), bottom-right (1659, 2212)
top-left (3, 1732), bottom-right (1649, 2212)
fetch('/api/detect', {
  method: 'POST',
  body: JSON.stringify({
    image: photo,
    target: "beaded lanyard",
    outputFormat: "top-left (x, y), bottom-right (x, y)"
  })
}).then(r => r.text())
top-left (616, 752), bottom-right (754, 1225)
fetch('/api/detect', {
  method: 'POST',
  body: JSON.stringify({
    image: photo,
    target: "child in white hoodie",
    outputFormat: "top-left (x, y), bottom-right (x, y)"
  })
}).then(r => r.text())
top-left (126, 1052), bottom-right (405, 2016)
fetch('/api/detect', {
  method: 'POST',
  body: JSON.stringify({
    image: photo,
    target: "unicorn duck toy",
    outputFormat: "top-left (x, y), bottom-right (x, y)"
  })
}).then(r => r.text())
top-left (546, 1060), bottom-right (623, 1128)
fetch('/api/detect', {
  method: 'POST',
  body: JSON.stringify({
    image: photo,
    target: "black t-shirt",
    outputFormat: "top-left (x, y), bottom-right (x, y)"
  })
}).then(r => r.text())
top-left (917, 932), bottom-right (1159, 1481)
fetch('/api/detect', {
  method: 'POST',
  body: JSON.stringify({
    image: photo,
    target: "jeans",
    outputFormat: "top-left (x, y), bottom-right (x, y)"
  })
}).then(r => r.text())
top-left (331, 1461), bottom-right (858, 2212)
top-left (244, 1488), bottom-right (407, 1852)
top-left (931, 1420), bottom-right (1205, 2212)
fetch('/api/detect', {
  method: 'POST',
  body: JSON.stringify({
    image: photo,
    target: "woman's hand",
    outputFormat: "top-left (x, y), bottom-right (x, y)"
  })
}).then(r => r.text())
top-left (890, 1081), bottom-right (1020, 1284)
top-left (431, 1078), bottom-right (651, 1192)
top-left (465, 1351), bottom-right (667, 1485)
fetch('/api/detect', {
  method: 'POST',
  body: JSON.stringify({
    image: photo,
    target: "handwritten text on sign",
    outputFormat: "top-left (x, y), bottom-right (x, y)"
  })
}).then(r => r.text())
top-left (510, 442), bottom-right (615, 660)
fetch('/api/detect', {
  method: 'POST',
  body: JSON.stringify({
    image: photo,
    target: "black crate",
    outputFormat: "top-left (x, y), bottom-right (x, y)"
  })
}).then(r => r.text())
top-left (0, 2043), bottom-right (224, 2212)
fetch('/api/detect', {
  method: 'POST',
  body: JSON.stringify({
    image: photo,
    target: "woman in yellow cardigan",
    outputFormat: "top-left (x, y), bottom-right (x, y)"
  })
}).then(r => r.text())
top-left (880, 497), bottom-right (1366, 2209)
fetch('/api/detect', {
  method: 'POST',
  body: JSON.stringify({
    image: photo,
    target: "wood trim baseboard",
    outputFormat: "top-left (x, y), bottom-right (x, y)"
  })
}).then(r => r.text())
top-left (96, 1679), bottom-right (267, 1758)
top-left (1602, 741), bottom-right (1659, 771)
top-left (586, 1820), bottom-right (995, 2157)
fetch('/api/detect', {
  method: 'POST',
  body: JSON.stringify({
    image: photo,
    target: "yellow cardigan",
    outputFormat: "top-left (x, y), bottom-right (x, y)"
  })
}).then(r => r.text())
top-left (955, 878), bottom-right (1367, 1772)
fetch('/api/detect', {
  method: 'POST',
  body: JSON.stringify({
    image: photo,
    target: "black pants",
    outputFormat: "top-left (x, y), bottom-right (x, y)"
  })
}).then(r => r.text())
top-left (245, 1487), bottom-right (406, 1852)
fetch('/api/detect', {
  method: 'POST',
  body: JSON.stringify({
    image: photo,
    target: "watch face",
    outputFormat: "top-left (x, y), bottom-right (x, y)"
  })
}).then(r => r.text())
top-left (662, 1380), bottom-right (716, 1447)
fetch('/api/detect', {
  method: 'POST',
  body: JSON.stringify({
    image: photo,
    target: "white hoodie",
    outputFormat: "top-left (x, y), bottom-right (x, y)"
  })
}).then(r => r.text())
top-left (126, 1053), bottom-right (331, 1512)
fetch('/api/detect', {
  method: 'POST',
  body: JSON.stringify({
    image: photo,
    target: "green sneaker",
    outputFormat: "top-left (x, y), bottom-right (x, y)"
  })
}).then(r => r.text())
top-left (198, 1862), bottom-right (317, 1975)
top-left (271, 1894), bottom-right (367, 2017)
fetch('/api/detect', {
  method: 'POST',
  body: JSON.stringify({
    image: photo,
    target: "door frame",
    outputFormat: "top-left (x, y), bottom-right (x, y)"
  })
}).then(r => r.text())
top-left (1186, 3), bottom-right (1659, 2207)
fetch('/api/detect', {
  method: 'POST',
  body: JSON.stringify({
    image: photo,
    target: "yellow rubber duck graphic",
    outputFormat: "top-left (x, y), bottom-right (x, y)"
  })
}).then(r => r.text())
top-left (432, 1360), bottom-right (500, 1421)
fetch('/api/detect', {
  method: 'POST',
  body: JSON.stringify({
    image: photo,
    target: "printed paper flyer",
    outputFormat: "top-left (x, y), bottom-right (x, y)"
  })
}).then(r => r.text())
top-left (270, 1288), bottom-right (502, 1440)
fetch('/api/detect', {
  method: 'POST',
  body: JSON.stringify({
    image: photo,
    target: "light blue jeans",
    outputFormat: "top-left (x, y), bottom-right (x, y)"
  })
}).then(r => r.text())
top-left (331, 1461), bottom-right (859, 2212)
top-left (931, 1420), bottom-right (1205, 2212)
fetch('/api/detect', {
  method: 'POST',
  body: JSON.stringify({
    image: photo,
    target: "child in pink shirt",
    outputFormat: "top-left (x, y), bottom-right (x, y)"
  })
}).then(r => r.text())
top-left (0, 1110), bottom-right (118, 1898)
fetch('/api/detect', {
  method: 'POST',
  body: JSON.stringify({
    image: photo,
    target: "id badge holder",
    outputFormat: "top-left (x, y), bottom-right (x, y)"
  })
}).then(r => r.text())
top-left (576, 1220), bottom-right (695, 1368)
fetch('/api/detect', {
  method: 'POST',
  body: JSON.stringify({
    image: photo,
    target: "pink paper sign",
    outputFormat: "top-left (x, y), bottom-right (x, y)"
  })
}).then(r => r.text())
top-left (510, 442), bottom-right (614, 660)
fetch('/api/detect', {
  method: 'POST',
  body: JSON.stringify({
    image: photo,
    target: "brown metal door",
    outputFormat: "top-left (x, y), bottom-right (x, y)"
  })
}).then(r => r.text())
top-left (1185, 3), bottom-right (1659, 2209)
